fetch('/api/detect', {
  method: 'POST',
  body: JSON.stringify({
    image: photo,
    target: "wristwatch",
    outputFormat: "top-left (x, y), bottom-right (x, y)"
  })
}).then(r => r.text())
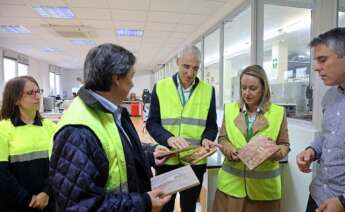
top-left (338, 195), bottom-right (345, 208)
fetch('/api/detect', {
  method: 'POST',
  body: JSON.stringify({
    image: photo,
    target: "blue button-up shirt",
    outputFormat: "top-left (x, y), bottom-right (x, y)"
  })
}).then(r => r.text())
top-left (88, 89), bottom-right (132, 146)
top-left (310, 86), bottom-right (345, 205)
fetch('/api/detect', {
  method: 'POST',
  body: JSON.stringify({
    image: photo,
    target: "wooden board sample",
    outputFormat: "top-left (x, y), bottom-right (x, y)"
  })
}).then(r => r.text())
top-left (237, 135), bottom-right (280, 170)
top-left (151, 165), bottom-right (200, 196)
top-left (180, 146), bottom-right (217, 164)
top-left (155, 146), bottom-right (195, 158)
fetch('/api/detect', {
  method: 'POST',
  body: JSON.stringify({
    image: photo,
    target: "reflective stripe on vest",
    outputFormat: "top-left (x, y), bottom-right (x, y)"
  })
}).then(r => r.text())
top-left (222, 165), bottom-right (280, 179)
top-left (56, 97), bottom-right (128, 192)
top-left (156, 77), bottom-right (212, 165)
top-left (0, 118), bottom-right (56, 163)
top-left (217, 102), bottom-right (284, 200)
top-left (10, 150), bottom-right (49, 163)
top-left (161, 118), bottom-right (207, 127)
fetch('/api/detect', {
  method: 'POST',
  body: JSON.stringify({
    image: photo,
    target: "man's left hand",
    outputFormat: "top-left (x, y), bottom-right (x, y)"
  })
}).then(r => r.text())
top-left (201, 139), bottom-right (222, 151)
top-left (316, 197), bottom-right (345, 212)
top-left (154, 145), bottom-right (171, 166)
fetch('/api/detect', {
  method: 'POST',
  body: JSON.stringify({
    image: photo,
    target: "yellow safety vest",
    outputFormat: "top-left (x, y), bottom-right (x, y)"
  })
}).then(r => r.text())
top-left (0, 118), bottom-right (56, 163)
top-left (56, 97), bottom-right (128, 192)
top-left (156, 77), bottom-right (212, 165)
top-left (217, 103), bottom-right (284, 200)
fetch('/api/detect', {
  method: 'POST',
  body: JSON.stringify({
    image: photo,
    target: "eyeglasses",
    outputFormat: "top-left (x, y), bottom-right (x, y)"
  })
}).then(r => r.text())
top-left (182, 64), bottom-right (199, 72)
top-left (24, 89), bottom-right (43, 96)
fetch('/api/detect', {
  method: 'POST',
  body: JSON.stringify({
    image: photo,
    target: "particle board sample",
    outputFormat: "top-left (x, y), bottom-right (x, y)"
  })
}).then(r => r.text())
top-left (151, 165), bottom-right (200, 195)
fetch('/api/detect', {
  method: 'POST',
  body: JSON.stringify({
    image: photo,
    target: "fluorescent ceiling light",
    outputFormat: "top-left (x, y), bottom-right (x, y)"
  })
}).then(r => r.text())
top-left (0, 25), bottom-right (30, 33)
top-left (41, 47), bottom-right (62, 53)
top-left (70, 39), bottom-right (96, 46)
top-left (264, 16), bottom-right (311, 41)
top-left (32, 6), bottom-right (74, 19)
top-left (116, 29), bottom-right (144, 37)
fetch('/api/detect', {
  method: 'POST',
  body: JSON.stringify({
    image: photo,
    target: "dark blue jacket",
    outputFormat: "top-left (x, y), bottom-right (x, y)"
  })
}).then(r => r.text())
top-left (49, 88), bottom-right (154, 212)
top-left (146, 74), bottom-right (218, 147)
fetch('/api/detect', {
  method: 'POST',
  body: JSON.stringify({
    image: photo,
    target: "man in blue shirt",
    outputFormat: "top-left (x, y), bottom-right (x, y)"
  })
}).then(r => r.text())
top-left (297, 27), bottom-right (345, 212)
top-left (50, 43), bottom-right (171, 211)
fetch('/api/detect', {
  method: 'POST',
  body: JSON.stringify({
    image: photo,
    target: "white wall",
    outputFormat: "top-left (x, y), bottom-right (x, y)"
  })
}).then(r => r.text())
top-left (281, 119), bottom-right (318, 212)
top-left (28, 57), bottom-right (50, 97)
top-left (61, 68), bottom-right (83, 99)
top-left (59, 68), bottom-right (152, 100)
top-left (131, 72), bottom-right (153, 99)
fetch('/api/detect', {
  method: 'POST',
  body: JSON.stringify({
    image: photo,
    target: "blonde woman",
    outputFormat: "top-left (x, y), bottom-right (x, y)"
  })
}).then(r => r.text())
top-left (213, 65), bottom-right (290, 212)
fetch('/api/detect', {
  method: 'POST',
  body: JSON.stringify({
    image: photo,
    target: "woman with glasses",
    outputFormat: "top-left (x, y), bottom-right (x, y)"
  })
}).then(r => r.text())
top-left (0, 76), bottom-right (56, 211)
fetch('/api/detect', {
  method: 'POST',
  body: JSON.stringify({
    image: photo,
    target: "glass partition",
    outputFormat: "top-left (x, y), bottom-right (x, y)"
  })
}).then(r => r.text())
top-left (204, 28), bottom-right (220, 107)
top-left (339, 0), bottom-right (345, 26)
top-left (263, 2), bottom-right (312, 120)
top-left (223, 6), bottom-right (251, 104)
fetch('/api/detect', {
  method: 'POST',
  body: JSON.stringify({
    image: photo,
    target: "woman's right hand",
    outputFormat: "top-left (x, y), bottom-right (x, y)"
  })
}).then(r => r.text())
top-left (220, 143), bottom-right (240, 161)
top-left (228, 150), bottom-right (240, 161)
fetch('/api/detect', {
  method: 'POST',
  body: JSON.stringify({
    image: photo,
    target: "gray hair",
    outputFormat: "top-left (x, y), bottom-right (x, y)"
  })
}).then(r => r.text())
top-left (309, 27), bottom-right (345, 58)
top-left (177, 45), bottom-right (201, 61)
top-left (84, 43), bottom-right (135, 91)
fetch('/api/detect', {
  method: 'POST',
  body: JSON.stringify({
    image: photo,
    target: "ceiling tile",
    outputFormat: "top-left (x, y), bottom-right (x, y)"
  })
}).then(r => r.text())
top-left (0, 5), bottom-right (38, 18)
top-left (95, 29), bottom-right (114, 38)
top-left (145, 22), bottom-right (176, 31)
top-left (114, 21), bottom-right (145, 30)
top-left (180, 14), bottom-right (209, 25)
top-left (28, 0), bottom-right (66, 6)
top-left (65, 0), bottom-right (108, 8)
top-left (0, 17), bottom-right (45, 27)
top-left (44, 18), bottom-right (80, 26)
top-left (0, 0), bottom-right (26, 5)
top-left (111, 9), bottom-right (147, 22)
top-left (187, 0), bottom-right (225, 15)
top-left (108, 0), bottom-right (150, 11)
top-left (80, 19), bottom-right (113, 29)
top-left (175, 24), bottom-right (198, 33)
top-left (150, 0), bottom-right (193, 13)
top-left (147, 11), bottom-right (183, 24)
top-left (72, 8), bottom-right (111, 20)
top-left (143, 30), bottom-right (171, 38)
top-left (170, 32), bottom-right (189, 38)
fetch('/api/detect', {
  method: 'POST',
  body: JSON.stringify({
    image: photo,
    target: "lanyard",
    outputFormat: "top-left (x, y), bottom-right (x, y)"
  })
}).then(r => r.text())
top-left (245, 112), bottom-right (257, 141)
top-left (179, 85), bottom-right (187, 106)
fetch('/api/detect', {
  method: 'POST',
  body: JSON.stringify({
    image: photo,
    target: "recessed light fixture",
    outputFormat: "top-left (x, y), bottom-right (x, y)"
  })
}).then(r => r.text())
top-left (70, 39), bottom-right (96, 46)
top-left (0, 25), bottom-right (30, 33)
top-left (32, 6), bottom-right (74, 19)
top-left (41, 47), bottom-right (62, 53)
top-left (116, 28), bottom-right (144, 37)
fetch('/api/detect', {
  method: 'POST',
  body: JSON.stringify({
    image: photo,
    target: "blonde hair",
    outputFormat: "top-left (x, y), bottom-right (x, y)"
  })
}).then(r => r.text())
top-left (239, 65), bottom-right (271, 112)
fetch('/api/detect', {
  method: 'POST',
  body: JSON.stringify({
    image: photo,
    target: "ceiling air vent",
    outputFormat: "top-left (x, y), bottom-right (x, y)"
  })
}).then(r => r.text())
top-left (41, 24), bottom-right (96, 38)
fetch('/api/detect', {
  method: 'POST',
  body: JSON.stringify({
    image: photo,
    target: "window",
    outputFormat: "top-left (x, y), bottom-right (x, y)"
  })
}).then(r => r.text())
top-left (339, 0), bottom-right (345, 26)
top-left (3, 58), bottom-right (16, 82)
top-left (55, 74), bottom-right (61, 95)
top-left (18, 63), bottom-right (28, 76)
top-left (263, 2), bottom-right (312, 120)
top-left (49, 72), bottom-right (61, 96)
top-left (195, 41), bottom-right (203, 79)
top-left (204, 28), bottom-right (220, 107)
top-left (223, 6), bottom-right (251, 104)
top-left (49, 72), bottom-right (55, 95)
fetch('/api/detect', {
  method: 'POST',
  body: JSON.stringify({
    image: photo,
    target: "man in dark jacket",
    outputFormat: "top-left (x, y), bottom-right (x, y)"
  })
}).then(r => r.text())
top-left (146, 45), bottom-right (219, 212)
top-left (49, 43), bottom-right (170, 211)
